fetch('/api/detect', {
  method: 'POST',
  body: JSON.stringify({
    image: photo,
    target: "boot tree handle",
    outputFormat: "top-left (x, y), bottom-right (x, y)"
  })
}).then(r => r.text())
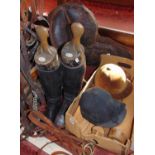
top-left (71, 22), bottom-right (84, 47)
top-left (35, 25), bottom-right (49, 52)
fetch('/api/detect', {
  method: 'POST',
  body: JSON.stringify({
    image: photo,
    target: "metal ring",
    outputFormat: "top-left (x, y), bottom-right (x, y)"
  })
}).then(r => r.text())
top-left (82, 142), bottom-right (95, 155)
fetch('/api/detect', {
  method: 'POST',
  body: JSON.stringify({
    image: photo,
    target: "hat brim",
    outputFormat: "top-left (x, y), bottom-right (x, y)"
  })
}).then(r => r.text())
top-left (98, 107), bottom-right (127, 128)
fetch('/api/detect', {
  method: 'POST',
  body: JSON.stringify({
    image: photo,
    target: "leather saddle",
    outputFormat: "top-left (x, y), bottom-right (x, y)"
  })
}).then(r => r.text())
top-left (48, 2), bottom-right (98, 49)
top-left (48, 2), bottom-right (132, 66)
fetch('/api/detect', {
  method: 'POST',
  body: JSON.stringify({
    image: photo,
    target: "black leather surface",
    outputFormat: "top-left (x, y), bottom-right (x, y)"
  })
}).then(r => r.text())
top-left (48, 2), bottom-right (98, 49)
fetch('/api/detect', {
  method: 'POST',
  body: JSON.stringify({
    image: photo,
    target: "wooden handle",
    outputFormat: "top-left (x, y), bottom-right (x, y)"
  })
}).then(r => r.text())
top-left (71, 22), bottom-right (84, 47)
top-left (35, 25), bottom-right (49, 52)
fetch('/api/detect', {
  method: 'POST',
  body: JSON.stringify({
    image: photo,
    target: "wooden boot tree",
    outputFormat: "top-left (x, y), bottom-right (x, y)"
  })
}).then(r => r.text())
top-left (34, 25), bottom-right (59, 70)
top-left (61, 22), bottom-right (85, 67)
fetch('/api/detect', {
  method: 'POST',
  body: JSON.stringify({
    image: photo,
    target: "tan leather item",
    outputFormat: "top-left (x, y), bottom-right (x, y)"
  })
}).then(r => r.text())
top-left (94, 63), bottom-right (132, 99)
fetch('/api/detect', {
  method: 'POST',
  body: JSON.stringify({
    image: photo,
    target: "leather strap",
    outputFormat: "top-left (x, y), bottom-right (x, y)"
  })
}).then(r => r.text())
top-left (28, 110), bottom-right (96, 155)
top-left (51, 151), bottom-right (70, 155)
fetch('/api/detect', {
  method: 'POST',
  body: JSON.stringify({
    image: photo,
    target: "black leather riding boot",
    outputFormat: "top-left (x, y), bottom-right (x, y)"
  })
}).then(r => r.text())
top-left (55, 62), bottom-right (86, 127)
top-left (37, 65), bottom-right (63, 121)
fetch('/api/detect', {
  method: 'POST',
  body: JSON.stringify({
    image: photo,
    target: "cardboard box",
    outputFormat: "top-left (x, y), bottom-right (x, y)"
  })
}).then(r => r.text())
top-left (65, 55), bottom-right (134, 155)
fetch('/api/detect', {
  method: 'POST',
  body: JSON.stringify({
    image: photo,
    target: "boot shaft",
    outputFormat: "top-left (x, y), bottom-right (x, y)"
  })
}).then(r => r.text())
top-left (37, 65), bottom-right (63, 99)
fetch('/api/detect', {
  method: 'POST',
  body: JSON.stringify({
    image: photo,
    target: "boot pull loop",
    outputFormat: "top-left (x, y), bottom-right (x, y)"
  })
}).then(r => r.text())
top-left (35, 25), bottom-right (49, 52)
top-left (71, 22), bottom-right (84, 51)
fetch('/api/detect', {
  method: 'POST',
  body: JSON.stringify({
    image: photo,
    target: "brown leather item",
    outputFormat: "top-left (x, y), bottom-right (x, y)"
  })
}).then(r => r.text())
top-left (48, 2), bottom-right (98, 49)
top-left (28, 111), bottom-right (82, 155)
top-left (28, 111), bottom-right (90, 155)
top-left (28, 110), bottom-right (113, 155)
top-left (85, 35), bottom-right (132, 66)
top-left (51, 151), bottom-right (70, 155)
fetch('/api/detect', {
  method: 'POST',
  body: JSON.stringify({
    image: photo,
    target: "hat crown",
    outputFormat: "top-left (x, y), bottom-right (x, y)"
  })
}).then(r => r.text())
top-left (95, 64), bottom-right (128, 95)
top-left (80, 87), bottom-right (126, 127)
top-left (100, 64), bottom-right (126, 84)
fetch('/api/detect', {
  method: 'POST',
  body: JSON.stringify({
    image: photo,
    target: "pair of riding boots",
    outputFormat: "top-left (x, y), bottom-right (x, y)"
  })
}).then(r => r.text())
top-left (37, 59), bottom-right (85, 128)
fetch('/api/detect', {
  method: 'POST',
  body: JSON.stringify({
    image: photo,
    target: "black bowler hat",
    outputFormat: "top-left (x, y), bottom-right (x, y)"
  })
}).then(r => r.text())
top-left (79, 87), bottom-right (126, 128)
